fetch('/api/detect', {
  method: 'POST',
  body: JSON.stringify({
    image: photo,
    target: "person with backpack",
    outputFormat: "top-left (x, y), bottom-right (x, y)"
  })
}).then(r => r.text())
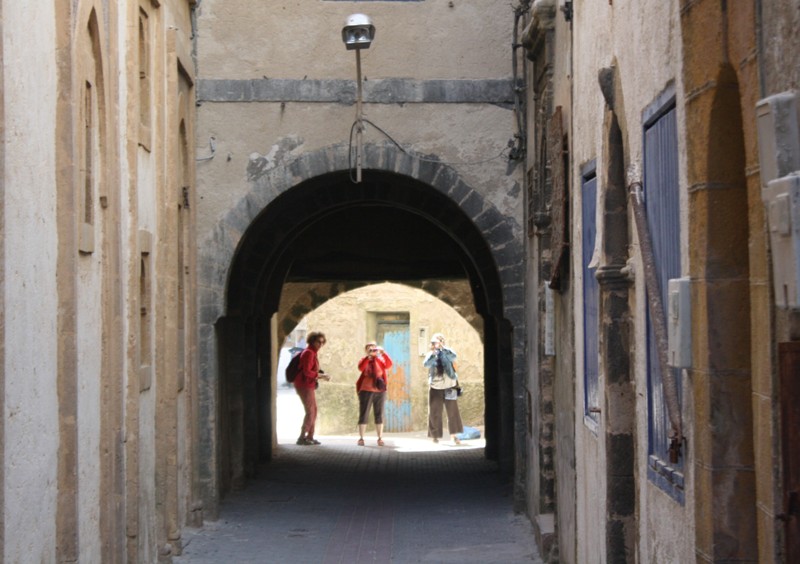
top-left (355, 342), bottom-right (393, 446)
top-left (293, 331), bottom-right (329, 445)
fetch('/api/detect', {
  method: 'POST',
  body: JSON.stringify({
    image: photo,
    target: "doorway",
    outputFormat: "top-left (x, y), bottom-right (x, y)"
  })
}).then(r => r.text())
top-left (375, 312), bottom-right (411, 432)
top-left (198, 157), bottom-right (522, 515)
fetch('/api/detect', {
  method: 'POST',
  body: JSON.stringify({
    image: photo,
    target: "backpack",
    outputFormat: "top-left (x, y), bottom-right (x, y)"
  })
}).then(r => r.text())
top-left (285, 350), bottom-right (303, 383)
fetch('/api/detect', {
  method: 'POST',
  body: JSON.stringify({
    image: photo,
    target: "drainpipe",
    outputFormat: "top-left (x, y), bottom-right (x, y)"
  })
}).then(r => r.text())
top-left (629, 181), bottom-right (684, 462)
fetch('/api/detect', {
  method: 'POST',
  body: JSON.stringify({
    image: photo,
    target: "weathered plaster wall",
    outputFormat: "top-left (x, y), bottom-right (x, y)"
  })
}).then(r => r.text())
top-left (0, 1), bottom-right (5, 555)
top-left (194, 0), bottom-right (523, 243)
top-left (196, 103), bottom-right (521, 238)
top-left (571, 0), bottom-right (694, 562)
top-left (3, 1), bottom-right (60, 560)
top-left (759, 0), bottom-right (800, 93)
top-left (550, 8), bottom-right (577, 564)
top-left (522, 1), bottom-right (579, 559)
top-left (569, 1), bottom-right (609, 560)
top-left (757, 2), bottom-right (799, 561)
top-left (196, 0), bottom-right (511, 81)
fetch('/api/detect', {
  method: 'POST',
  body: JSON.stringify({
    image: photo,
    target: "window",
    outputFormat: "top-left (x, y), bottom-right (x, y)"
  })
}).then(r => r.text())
top-left (138, 7), bottom-right (152, 149)
top-left (78, 13), bottom-right (103, 254)
top-left (644, 99), bottom-right (684, 501)
top-left (139, 250), bottom-right (152, 392)
top-left (83, 80), bottom-right (94, 227)
top-left (581, 163), bottom-right (599, 426)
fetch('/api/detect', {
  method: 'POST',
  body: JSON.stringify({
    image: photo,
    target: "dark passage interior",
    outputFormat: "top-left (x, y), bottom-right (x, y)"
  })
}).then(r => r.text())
top-left (176, 436), bottom-right (539, 562)
top-left (216, 170), bottom-right (516, 500)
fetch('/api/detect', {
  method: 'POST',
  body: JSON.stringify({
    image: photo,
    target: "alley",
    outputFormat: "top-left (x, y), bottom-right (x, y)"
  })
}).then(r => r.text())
top-left (176, 390), bottom-right (541, 564)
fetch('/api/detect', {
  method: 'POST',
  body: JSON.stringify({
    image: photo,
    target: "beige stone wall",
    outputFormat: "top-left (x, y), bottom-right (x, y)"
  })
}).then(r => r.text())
top-left (2, 0), bottom-right (198, 562)
top-left (285, 282), bottom-right (484, 435)
top-left (197, 0), bottom-right (511, 81)
top-left (681, 2), bottom-right (765, 562)
top-left (3, 1), bottom-right (60, 560)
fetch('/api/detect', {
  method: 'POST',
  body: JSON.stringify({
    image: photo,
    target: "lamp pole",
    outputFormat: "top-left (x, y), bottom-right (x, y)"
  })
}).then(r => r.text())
top-left (355, 47), bottom-right (364, 183)
top-left (342, 13), bottom-right (374, 184)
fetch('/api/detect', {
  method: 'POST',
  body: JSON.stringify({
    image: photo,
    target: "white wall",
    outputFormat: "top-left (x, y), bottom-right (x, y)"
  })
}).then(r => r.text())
top-left (2, 0), bottom-right (60, 560)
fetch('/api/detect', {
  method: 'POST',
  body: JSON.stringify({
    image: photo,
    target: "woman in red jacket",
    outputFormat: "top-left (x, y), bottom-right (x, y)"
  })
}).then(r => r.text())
top-left (294, 331), bottom-right (329, 445)
top-left (355, 342), bottom-right (393, 446)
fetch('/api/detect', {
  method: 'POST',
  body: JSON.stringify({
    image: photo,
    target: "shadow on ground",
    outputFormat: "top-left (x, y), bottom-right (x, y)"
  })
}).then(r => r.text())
top-left (176, 432), bottom-right (542, 564)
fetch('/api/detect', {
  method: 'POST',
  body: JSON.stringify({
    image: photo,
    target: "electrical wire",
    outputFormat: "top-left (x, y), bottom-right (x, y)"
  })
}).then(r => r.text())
top-left (348, 116), bottom-right (510, 179)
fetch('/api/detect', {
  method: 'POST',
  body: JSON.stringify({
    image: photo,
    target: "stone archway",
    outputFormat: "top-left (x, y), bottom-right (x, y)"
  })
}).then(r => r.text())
top-left (196, 143), bottom-right (525, 516)
top-left (275, 279), bottom-right (485, 346)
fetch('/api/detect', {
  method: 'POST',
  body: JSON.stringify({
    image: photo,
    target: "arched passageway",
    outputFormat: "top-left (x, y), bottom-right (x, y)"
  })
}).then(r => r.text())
top-left (197, 146), bottom-right (524, 516)
top-left (275, 282), bottom-right (486, 439)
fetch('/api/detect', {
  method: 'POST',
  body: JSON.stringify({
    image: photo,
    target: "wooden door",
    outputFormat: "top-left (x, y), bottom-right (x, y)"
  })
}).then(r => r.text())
top-left (779, 341), bottom-right (800, 560)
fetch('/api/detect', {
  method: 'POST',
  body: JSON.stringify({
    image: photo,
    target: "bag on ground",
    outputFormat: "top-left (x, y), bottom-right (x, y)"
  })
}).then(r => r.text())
top-left (456, 426), bottom-right (481, 441)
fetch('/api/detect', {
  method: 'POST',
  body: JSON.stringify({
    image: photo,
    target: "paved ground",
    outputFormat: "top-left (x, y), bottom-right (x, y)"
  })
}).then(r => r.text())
top-left (174, 387), bottom-right (543, 564)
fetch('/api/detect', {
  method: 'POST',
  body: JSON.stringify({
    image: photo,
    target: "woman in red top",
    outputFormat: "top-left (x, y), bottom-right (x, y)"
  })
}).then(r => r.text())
top-left (294, 331), bottom-right (329, 445)
top-left (355, 342), bottom-right (393, 446)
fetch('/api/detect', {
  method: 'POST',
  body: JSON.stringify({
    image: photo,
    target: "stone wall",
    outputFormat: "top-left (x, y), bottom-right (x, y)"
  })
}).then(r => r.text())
top-left (1, 1), bottom-right (200, 562)
top-left (195, 0), bottom-right (528, 514)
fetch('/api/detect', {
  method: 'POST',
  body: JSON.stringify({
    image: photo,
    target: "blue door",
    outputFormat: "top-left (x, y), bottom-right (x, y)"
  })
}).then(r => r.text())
top-left (376, 314), bottom-right (411, 431)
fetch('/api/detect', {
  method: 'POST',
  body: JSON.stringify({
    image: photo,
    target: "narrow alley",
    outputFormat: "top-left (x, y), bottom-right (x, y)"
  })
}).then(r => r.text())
top-left (176, 387), bottom-right (541, 563)
top-left (175, 436), bottom-right (540, 564)
top-left (4, 1), bottom-right (800, 563)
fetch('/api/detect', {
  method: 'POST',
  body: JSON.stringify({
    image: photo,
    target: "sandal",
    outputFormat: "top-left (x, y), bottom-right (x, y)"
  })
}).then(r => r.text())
top-left (308, 439), bottom-right (321, 445)
top-left (377, 438), bottom-right (385, 447)
top-left (357, 438), bottom-right (365, 446)
top-left (296, 438), bottom-right (309, 445)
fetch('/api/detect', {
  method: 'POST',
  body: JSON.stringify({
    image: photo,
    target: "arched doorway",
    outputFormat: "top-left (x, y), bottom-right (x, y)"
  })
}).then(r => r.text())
top-left (274, 282), bottom-right (486, 440)
top-left (196, 145), bottom-right (524, 517)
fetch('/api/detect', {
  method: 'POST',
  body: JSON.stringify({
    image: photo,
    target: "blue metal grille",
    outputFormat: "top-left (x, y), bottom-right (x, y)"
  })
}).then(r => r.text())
top-left (582, 172), bottom-right (600, 424)
top-left (644, 105), bottom-right (684, 493)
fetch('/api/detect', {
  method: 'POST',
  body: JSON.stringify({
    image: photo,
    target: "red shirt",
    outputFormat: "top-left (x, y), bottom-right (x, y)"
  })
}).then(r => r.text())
top-left (295, 348), bottom-right (320, 390)
top-left (356, 352), bottom-right (393, 393)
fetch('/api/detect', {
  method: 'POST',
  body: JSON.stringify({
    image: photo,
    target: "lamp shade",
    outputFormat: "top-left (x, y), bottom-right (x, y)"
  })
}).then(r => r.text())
top-left (342, 13), bottom-right (375, 50)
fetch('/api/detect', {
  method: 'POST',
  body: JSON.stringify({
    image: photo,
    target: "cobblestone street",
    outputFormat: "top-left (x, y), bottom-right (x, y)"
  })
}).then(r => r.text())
top-left (175, 389), bottom-right (542, 563)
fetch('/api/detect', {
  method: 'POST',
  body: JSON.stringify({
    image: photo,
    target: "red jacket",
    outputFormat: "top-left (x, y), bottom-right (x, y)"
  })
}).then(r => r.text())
top-left (295, 348), bottom-right (320, 390)
top-left (356, 352), bottom-right (393, 393)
